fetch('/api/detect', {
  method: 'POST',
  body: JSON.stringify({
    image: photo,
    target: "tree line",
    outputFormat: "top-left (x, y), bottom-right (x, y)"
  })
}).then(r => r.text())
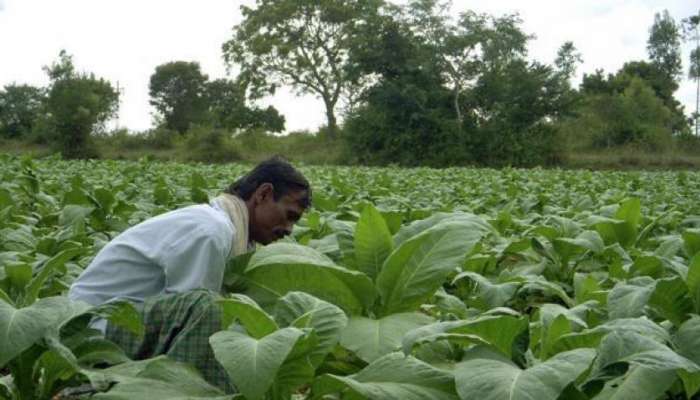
top-left (1, 0), bottom-right (699, 166)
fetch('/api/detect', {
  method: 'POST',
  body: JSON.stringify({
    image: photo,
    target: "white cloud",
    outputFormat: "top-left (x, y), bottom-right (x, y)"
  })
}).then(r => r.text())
top-left (0, 0), bottom-right (697, 133)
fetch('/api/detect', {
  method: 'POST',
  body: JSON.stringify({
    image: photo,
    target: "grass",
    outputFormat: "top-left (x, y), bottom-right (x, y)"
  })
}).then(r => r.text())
top-left (561, 146), bottom-right (700, 170)
top-left (4, 134), bottom-right (700, 170)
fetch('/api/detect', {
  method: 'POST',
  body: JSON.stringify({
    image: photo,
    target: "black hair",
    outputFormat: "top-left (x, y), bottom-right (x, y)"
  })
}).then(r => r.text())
top-left (226, 156), bottom-right (311, 208)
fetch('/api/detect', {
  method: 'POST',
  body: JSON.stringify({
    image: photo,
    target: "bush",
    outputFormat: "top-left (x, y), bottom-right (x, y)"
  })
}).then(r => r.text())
top-left (176, 126), bottom-right (240, 163)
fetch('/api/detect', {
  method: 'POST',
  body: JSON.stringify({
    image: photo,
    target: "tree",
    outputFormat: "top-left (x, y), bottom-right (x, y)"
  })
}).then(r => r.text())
top-left (574, 74), bottom-right (673, 149)
top-left (44, 51), bottom-right (119, 158)
top-left (223, 0), bottom-right (382, 139)
top-left (206, 78), bottom-right (284, 133)
top-left (581, 61), bottom-right (688, 135)
top-left (401, 0), bottom-right (529, 126)
top-left (0, 84), bottom-right (46, 139)
top-left (683, 11), bottom-right (700, 135)
top-left (149, 61), bottom-right (209, 134)
top-left (555, 41), bottom-right (583, 81)
top-left (647, 10), bottom-right (683, 82)
top-left (344, 16), bottom-right (461, 166)
top-left (466, 59), bottom-right (572, 166)
top-left (690, 48), bottom-right (700, 136)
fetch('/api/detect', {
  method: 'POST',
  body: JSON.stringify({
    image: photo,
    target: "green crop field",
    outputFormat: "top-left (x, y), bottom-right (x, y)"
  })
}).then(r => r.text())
top-left (3, 154), bottom-right (700, 399)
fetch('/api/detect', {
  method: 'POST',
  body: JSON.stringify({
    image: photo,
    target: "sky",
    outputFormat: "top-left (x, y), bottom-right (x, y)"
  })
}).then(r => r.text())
top-left (0, 0), bottom-right (698, 133)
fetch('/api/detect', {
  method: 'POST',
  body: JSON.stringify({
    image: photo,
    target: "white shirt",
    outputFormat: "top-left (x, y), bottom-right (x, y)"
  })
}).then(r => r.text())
top-left (68, 202), bottom-right (237, 330)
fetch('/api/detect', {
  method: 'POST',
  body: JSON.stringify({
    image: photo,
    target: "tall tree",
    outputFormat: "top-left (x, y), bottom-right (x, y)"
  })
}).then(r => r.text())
top-left (683, 11), bottom-right (700, 135)
top-left (401, 0), bottom-right (529, 125)
top-left (647, 10), bottom-right (683, 82)
top-left (223, 0), bottom-right (382, 139)
top-left (206, 78), bottom-right (285, 133)
top-left (44, 51), bottom-right (119, 158)
top-left (149, 61), bottom-right (209, 134)
top-left (0, 84), bottom-right (46, 139)
top-left (555, 41), bottom-right (583, 81)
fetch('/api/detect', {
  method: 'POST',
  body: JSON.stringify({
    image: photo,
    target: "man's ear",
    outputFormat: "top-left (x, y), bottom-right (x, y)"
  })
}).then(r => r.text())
top-left (254, 183), bottom-right (274, 204)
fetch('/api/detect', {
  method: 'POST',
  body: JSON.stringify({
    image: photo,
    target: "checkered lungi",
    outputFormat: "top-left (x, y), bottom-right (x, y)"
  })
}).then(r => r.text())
top-left (104, 289), bottom-right (234, 393)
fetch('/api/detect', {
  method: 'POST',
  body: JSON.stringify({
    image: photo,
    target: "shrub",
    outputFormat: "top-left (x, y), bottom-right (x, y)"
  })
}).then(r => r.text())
top-left (176, 126), bottom-right (240, 163)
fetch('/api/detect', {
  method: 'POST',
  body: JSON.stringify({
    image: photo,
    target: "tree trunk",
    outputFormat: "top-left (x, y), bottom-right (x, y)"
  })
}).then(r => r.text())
top-left (695, 75), bottom-right (699, 136)
top-left (453, 87), bottom-right (463, 125)
top-left (323, 98), bottom-right (338, 140)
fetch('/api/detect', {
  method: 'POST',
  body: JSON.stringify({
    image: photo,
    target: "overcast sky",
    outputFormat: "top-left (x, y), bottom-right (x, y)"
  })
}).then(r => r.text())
top-left (0, 0), bottom-right (697, 133)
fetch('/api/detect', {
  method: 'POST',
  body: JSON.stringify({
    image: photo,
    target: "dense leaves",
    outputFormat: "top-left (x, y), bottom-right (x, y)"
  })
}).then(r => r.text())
top-left (3, 156), bottom-right (700, 398)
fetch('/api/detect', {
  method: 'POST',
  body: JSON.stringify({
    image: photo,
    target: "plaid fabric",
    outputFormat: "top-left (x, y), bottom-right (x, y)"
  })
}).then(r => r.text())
top-left (105, 289), bottom-right (234, 393)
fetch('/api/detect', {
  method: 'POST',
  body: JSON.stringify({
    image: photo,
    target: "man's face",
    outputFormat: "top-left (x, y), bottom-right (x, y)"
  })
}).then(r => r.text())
top-left (249, 184), bottom-right (307, 245)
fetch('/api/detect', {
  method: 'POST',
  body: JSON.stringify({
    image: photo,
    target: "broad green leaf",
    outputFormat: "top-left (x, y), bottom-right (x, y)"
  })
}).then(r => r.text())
top-left (86, 356), bottom-right (229, 400)
top-left (340, 313), bottom-right (434, 363)
top-left (58, 204), bottom-right (94, 227)
top-left (607, 277), bottom-right (655, 319)
top-left (0, 296), bottom-right (80, 367)
top-left (541, 314), bottom-right (572, 359)
top-left (686, 253), bottom-right (700, 310)
top-left (455, 348), bottom-right (596, 400)
top-left (354, 204), bottom-right (393, 280)
top-left (674, 316), bottom-right (700, 396)
top-left (591, 216), bottom-right (637, 249)
top-left (270, 328), bottom-right (319, 399)
top-left (615, 198), bottom-right (641, 231)
top-left (24, 247), bottom-right (83, 305)
top-left (402, 315), bottom-right (528, 359)
top-left (452, 271), bottom-right (520, 309)
top-left (628, 255), bottom-right (663, 278)
top-left (595, 317), bottom-right (670, 343)
top-left (683, 229), bottom-right (700, 258)
top-left (648, 276), bottom-right (693, 326)
top-left (551, 330), bottom-right (606, 355)
top-left (73, 337), bottom-right (131, 366)
top-left (4, 261), bottom-right (31, 292)
top-left (591, 331), bottom-right (699, 379)
top-left (392, 212), bottom-right (490, 247)
top-left (35, 347), bottom-right (79, 399)
top-left (515, 275), bottom-right (575, 307)
top-left (574, 273), bottom-right (606, 304)
top-left (274, 291), bottom-right (347, 367)
top-left (92, 301), bottom-right (144, 338)
top-left (592, 366), bottom-right (676, 400)
top-left (219, 294), bottom-right (278, 339)
top-left (243, 243), bottom-right (375, 314)
top-left (538, 302), bottom-right (597, 330)
top-left (210, 327), bottom-right (306, 400)
top-left (552, 230), bottom-right (605, 261)
top-left (93, 187), bottom-right (116, 212)
top-left (315, 352), bottom-right (459, 400)
top-left (551, 317), bottom-right (668, 357)
top-left (376, 220), bottom-right (484, 315)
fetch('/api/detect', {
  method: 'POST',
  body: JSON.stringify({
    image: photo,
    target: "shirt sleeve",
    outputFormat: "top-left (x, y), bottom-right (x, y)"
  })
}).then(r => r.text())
top-left (159, 225), bottom-right (229, 293)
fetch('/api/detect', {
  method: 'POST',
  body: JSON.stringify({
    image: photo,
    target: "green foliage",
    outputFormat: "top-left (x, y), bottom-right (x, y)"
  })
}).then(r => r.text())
top-left (567, 76), bottom-right (674, 150)
top-left (5, 157), bottom-right (700, 397)
top-left (647, 10), bottom-right (683, 82)
top-left (206, 79), bottom-right (284, 133)
top-left (344, 4), bottom-right (570, 167)
top-left (175, 126), bottom-right (241, 163)
top-left (42, 50), bottom-right (119, 159)
top-left (224, 0), bottom-right (381, 139)
top-left (0, 84), bottom-right (46, 139)
top-left (555, 41), bottom-right (583, 81)
top-left (149, 61), bottom-right (209, 134)
top-left (46, 75), bottom-right (118, 159)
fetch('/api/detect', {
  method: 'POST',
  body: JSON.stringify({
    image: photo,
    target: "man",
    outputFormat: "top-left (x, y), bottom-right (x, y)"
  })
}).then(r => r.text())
top-left (68, 156), bottom-right (311, 392)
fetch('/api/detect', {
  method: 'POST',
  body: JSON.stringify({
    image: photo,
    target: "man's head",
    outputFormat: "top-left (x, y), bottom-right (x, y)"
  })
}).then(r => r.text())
top-left (226, 156), bottom-right (311, 245)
